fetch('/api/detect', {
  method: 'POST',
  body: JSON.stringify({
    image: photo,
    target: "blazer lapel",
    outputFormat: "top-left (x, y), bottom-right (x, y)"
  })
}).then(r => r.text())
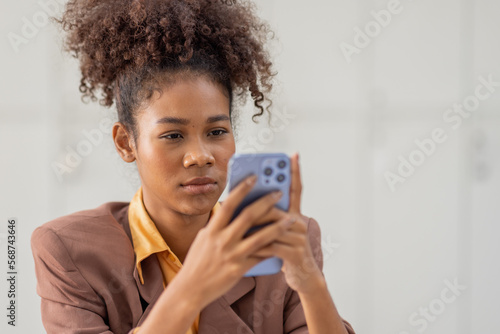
top-left (199, 276), bottom-right (256, 333)
top-left (133, 262), bottom-right (257, 331)
top-left (119, 206), bottom-right (164, 326)
top-left (133, 254), bottom-right (165, 326)
top-left (222, 276), bottom-right (256, 305)
top-left (134, 254), bottom-right (164, 302)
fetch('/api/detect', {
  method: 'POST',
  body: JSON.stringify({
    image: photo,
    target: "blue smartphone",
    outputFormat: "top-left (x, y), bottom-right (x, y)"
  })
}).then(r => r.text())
top-left (227, 153), bottom-right (291, 276)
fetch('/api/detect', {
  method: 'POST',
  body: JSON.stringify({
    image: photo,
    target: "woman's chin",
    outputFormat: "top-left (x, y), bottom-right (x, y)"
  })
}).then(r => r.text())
top-left (178, 196), bottom-right (219, 216)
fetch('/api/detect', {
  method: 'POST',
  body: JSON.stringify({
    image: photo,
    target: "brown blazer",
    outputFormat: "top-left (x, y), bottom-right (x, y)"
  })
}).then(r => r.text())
top-left (31, 202), bottom-right (355, 334)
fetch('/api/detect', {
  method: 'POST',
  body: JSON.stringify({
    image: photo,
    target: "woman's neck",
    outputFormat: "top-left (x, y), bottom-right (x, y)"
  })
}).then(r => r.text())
top-left (142, 190), bottom-right (212, 263)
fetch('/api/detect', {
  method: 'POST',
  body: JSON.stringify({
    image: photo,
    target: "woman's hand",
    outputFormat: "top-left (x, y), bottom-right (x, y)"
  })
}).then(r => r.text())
top-left (177, 174), bottom-right (294, 309)
top-left (252, 153), bottom-right (325, 294)
top-left (177, 152), bottom-right (323, 311)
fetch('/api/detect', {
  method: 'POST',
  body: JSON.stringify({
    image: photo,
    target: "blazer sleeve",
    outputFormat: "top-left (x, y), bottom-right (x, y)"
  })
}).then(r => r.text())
top-left (31, 226), bottom-right (138, 334)
top-left (283, 217), bottom-right (355, 334)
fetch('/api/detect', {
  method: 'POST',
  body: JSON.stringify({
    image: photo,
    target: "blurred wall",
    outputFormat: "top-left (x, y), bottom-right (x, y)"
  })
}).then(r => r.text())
top-left (1, 0), bottom-right (499, 333)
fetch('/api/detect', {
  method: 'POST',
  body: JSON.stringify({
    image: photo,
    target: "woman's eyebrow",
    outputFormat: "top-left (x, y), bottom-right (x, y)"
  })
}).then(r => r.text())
top-left (155, 114), bottom-right (229, 125)
top-left (206, 115), bottom-right (230, 123)
top-left (156, 117), bottom-right (190, 125)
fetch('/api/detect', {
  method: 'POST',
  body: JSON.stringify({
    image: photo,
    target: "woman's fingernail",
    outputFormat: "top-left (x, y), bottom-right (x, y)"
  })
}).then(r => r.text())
top-left (272, 191), bottom-right (282, 199)
top-left (246, 175), bottom-right (257, 185)
top-left (283, 217), bottom-right (295, 227)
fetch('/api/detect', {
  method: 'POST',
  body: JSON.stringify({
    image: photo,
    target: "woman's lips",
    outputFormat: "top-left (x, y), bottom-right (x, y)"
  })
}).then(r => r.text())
top-left (182, 183), bottom-right (217, 195)
top-left (181, 177), bottom-right (217, 195)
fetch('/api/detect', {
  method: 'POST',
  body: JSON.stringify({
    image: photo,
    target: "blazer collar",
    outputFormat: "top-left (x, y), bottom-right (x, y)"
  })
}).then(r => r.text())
top-left (223, 276), bottom-right (255, 305)
top-left (133, 254), bottom-right (164, 305)
top-left (120, 205), bottom-right (164, 323)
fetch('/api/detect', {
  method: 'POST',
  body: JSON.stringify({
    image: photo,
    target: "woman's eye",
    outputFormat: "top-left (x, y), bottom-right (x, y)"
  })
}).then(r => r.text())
top-left (209, 129), bottom-right (228, 136)
top-left (162, 133), bottom-right (183, 140)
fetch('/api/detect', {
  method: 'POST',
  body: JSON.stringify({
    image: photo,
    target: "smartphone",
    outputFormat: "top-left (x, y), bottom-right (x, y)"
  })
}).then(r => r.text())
top-left (227, 153), bottom-right (291, 276)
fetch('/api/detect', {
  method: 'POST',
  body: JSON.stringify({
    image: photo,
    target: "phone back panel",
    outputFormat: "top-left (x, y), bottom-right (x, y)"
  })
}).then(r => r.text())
top-left (227, 153), bottom-right (290, 276)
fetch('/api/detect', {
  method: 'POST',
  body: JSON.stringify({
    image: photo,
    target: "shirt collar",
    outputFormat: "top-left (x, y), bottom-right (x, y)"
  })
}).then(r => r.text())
top-left (128, 187), bottom-right (221, 284)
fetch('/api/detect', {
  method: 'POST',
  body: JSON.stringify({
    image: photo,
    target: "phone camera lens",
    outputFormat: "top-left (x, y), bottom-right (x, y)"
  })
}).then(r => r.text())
top-left (278, 160), bottom-right (287, 168)
top-left (276, 174), bottom-right (285, 182)
top-left (264, 167), bottom-right (273, 176)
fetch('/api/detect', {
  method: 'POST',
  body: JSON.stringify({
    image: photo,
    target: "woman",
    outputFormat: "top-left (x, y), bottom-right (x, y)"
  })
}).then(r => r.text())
top-left (31, 0), bottom-right (355, 333)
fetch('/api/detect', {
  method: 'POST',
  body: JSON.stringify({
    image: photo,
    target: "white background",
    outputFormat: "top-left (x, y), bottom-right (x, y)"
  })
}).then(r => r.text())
top-left (1, 0), bottom-right (499, 333)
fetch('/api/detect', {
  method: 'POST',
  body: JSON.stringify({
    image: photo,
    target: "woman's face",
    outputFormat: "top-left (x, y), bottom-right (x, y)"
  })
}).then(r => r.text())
top-left (133, 75), bottom-right (235, 216)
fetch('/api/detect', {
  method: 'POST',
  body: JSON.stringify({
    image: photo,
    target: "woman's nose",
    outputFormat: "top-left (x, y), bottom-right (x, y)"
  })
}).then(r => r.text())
top-left (183, 141), bottom-right (215, 168)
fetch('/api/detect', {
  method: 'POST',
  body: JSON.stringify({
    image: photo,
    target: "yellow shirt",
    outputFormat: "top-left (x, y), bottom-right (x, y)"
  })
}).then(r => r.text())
top-left (128, 187), bottom-right (220, 334)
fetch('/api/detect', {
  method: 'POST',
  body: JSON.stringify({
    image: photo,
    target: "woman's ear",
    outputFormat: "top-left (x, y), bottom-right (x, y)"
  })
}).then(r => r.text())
top-left (112, 122), bottom-right (136, 163)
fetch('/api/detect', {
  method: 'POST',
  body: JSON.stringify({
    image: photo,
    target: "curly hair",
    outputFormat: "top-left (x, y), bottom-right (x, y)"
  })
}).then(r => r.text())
top-left (56, 0), bottom-right (276, 139)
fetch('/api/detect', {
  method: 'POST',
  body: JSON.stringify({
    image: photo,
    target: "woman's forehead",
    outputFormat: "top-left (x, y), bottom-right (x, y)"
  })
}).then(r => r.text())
top-left (136, 77), bottom-right (231, 126)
